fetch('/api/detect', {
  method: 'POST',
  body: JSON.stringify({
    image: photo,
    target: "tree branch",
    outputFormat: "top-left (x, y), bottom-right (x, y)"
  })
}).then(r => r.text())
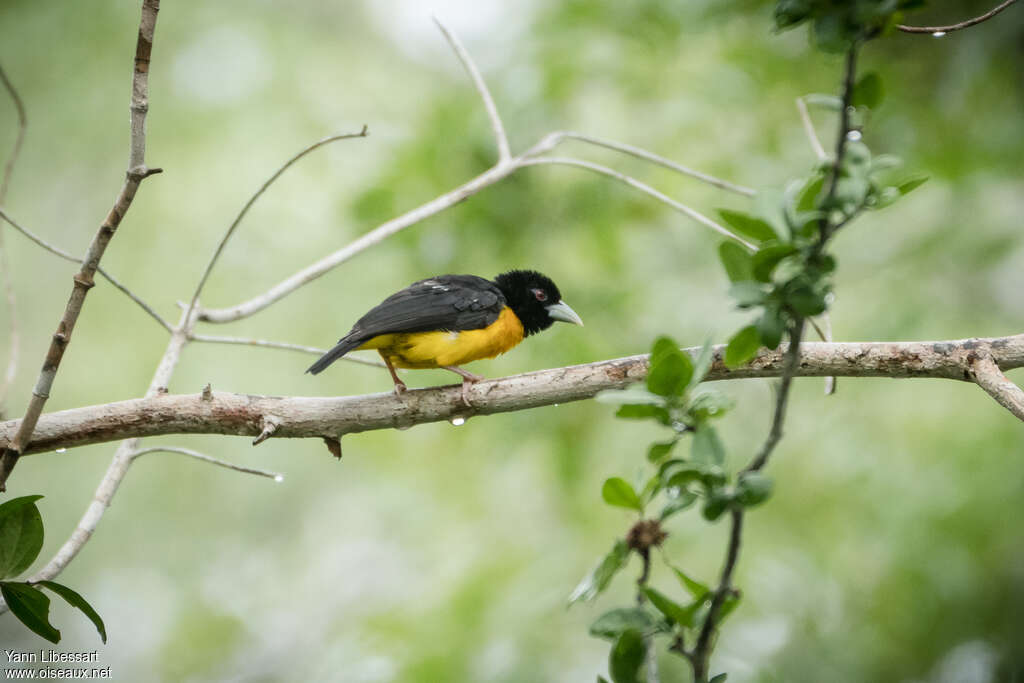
top-left (0, 0), bottom-right (163, 491)
top-left (2, 334), bottom-right (1020, 456)
top-left (897, 0), bottom-right (1018, 33)
top-left (0, 63), bottom-right (28, 415)
top-left (188, 333), bottom-right (387, 368)
top-left (183, 127), bottom-right (368, 324)
top-left (795, 96), bottom-right (827, 162)
top-left (129, 445), bottom-right (283, 480)
top-left (0, 207), bottom-right (172, 331)
top-left (518, 157), bottom-right (756, 249)
top-left (552, 131), bottom-right (756, 197)
top-left (433, 18), bottom-right (511, 163)
top-left (969, 354), bottom-right (1024, 423)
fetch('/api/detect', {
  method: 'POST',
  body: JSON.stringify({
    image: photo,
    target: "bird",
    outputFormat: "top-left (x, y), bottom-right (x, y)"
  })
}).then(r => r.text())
top-left (306, 269), bottom-right (583, 405)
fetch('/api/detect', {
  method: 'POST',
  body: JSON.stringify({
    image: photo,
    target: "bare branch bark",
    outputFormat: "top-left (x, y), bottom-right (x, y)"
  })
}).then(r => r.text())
top-left (0, 0), bottom-right (163, 491)
top-left (0, 63), bottom-right (28, 415)
top-left (969, 354), bottom-right (1024, 423)
top-left (795, 97), bottom-right (827, 162)
top-left (518, 157), bottom-right (756, 249)
top-left (129, 445), bottom-right (283, 480)
top-left (3, 334), bottom-right (1021, 456)
top-left (0, 207), bottom-right (172, 331)
top-left (434, 18), bottom-right (511, 163)
top-left (897, 0), bottom-right (1018, 33)
top-left (183, 127), bottom-right (368, 324)
top-left (551, 131), bottom-right (756, 197)
top-left (188, 333), bottom-right (387, 368)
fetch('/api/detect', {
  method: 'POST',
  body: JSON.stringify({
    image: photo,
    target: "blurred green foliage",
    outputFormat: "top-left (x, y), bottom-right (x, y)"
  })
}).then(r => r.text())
top-left (0, 0), bottom-right (1021, 681)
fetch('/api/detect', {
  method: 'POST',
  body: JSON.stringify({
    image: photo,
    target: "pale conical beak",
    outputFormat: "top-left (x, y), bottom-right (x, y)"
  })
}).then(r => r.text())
top-left (546, 300), bottom-right (584, 326)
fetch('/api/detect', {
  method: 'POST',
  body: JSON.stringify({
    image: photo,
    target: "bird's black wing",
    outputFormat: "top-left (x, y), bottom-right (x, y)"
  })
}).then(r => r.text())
top-left (307, 275), bottom-right (506, 375)
top-left (349, 274), bottom-right (505, 339)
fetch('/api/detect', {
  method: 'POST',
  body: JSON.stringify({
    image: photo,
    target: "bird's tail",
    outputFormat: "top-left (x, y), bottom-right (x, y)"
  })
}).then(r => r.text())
top-left (306, 335), bottom-right (364, 375)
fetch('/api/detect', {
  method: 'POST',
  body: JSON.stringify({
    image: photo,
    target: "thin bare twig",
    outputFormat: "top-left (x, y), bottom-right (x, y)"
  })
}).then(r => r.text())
top-left (0, 63), bottom-right (28, 414)
top-left (188, 333), bottom-right (387, 368)
top-left (969, 354), bottom-right (1024, 423)
top-left (0, 0), bottom-right (164, 492)
top-left (897, 0), bottom-right (1018, 33)
top-left (0, 207), bottom-right (172, 331)
top-left (795, 97), bottom-right (827, 162)
top-left (5, 332), bottom-right (1023, 455)
top-left (519, 157), bottom-right (756, 249)
top-left (433, 17), bottom-right (511, 163)
top-left (183, 127), bottom-right (368, 325)
top-left (129, 445), bottom-right (282, 480)
top-left (552, 131), bottom-right (756, 197)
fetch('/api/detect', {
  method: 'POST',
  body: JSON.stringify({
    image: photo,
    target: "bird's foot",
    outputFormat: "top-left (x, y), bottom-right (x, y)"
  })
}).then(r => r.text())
top-left (443, 366), bottom-right (483, 408)
top-left (459, 377), bottom-right (479, 408)
top-left (392, 380), bottom-right (408, 397)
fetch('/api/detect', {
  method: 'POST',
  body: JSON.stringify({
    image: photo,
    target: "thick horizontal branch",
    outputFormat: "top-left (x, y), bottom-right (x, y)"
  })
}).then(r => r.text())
top-left (3, 334), bottom-right (1021, 455)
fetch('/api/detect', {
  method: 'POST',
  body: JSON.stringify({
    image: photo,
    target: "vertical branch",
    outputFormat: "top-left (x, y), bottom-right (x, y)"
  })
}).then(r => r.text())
top-left (433, 17), bottom-right (511, 163)
top-left (0, 64), bottom-right (28, 416)
top-left (0, 0), bottom-right (162, 491)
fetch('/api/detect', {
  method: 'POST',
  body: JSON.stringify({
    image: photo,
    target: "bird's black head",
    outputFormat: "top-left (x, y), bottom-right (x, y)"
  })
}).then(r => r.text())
top-left (494, 269), bottom-right (583, 337)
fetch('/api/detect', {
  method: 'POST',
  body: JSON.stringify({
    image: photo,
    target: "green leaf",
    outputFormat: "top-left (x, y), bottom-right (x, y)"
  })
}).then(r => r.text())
top-left (689, 339), bottom-right (715, 388)
top-left (596, 387), bottom-right (666, 406)
top-left (672, 567), bottom-right (711, 601)
top-left (647, 337), bottom-right (693, 397)
top-left (615, 404), bottom-right (671, 425)
top-left (709, 674), bottom-right (729, 683)
top-left (728, 282), bottom-right (766, 309)
top-left (0, 495), bottom-right (45, 579)
top-left (689, 391), bottom-right (735, 421)
top-left (717, 209), bottom-right (777, 243)
top-left (602, 478), bottom-right (644, 512)
top-left (599, 678), bottom-right (611, 683)
top-left (609, 629), bottom-right (646, 683)
top-left (897, 175), bottom-right (929, 195)
top-left (724, 325), bottom-right (760, 368)
top-left (642, 587), bottom-right (696, 627)
top-left (659, 491), bottom-right (698, 520)
top-left (569, 540), bottom-right (630, 605)
top-left (719, 592), bottom-right (742, 624)
top-left (736, 472), bottom-right (774, 507)
top-left (851, 72), bottom-right (883, 109)
top-left (702, 490), bottom-right (733, 522)
top-left (38, 581), bottom-right (107, 644)
top-left (757, 308), bottom-right (785, 350)
top-left (718, 242), bottom-right (753, 283)
top-left (691, 425), bottom-right (725, 466)
top-left (590, 608), bottom-right (657, 640)
top-left (752, 244), bottom-right (798, 283)
top-left (0, 582), bottom-right (60, 643)
top-left (796, 175), bottom-right (825, 213)
top-left (647, 441), bottom-right (676, 464)
top-left (787, 287), bottom-right (828, 317)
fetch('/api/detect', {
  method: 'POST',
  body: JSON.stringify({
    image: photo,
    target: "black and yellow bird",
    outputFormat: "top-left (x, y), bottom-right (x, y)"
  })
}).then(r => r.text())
top-left (306, 270), bottom-right (583, 404)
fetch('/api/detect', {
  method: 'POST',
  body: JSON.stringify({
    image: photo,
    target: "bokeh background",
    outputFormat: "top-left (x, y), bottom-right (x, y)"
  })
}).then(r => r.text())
top-left (1, 1), bottom-right (1022, 681)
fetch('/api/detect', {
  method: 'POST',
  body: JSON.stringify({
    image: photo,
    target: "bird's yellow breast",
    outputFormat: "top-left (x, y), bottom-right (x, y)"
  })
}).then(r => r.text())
top-left (356, 307), bottom-right (525, 369)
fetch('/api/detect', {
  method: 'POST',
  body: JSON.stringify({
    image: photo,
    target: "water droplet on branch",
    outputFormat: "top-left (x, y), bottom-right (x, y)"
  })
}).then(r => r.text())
top-left (932, 31), bottom-right (946, 38)
top-left (846, 130), bottom-right (862, 141)
top-left (56, 448), bottom-right (67, 453)
top-left (450, 416), bottom-right (466, 426)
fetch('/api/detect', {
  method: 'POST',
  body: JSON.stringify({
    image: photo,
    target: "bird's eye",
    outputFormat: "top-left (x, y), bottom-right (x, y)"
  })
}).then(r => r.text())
top-left (532, 288), bottom-right (548, 302)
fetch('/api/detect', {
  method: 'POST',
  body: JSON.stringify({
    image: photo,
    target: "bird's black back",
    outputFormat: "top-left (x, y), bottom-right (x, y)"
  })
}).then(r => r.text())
top-left (347, 274), bottom-right (505, 341)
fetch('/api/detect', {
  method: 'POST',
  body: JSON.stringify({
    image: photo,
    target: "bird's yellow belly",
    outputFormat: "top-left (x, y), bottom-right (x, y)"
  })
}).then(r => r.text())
top-left (357, 307), bottom-right (525, 369)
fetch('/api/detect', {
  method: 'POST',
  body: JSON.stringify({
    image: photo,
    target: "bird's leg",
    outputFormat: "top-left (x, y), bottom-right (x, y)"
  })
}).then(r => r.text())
top-left (380, 353), bottom-right (407, 396)
top-left (442, 366), bottom-right (484, 407)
